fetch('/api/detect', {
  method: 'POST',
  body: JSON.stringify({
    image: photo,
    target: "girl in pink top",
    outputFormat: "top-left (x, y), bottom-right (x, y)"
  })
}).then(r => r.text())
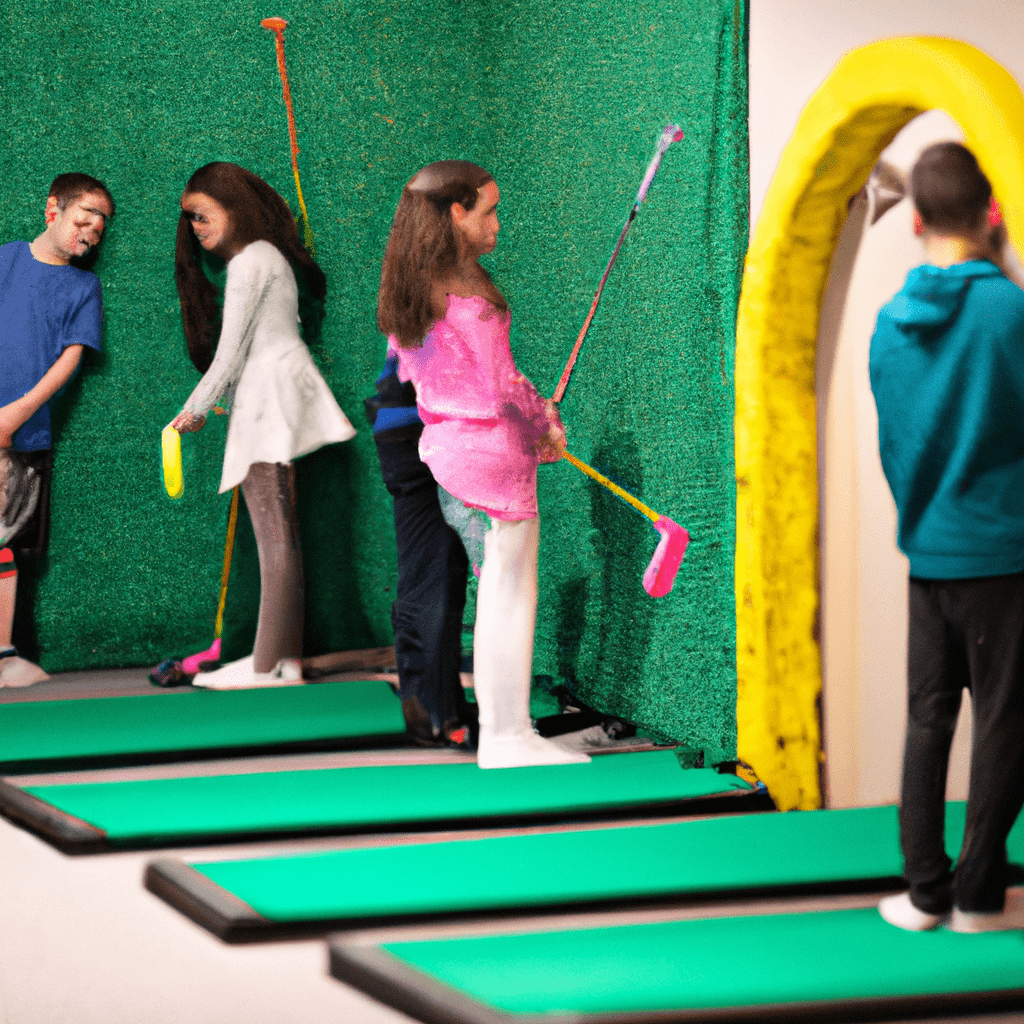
top-left (379, 160), bottom-right (589, 769)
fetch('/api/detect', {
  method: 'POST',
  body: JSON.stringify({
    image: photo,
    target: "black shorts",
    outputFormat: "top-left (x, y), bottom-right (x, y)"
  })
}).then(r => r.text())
top-left (9, 449), bottom-right (52, 555)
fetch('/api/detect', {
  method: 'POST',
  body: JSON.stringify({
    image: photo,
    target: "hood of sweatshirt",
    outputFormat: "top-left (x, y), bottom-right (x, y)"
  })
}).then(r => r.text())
top-left (885, 260), bottom-right (1001, 330)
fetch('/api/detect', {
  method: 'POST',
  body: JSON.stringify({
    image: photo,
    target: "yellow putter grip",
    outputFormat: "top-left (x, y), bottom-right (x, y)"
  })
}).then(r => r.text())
top-left (162, 425), bottom-right (183, 499)
top-left (562, 451), bottom-right (659, 523)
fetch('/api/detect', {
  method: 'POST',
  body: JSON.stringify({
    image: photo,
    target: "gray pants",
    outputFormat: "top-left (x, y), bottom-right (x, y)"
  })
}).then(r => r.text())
top-left (241, 462), bottom-right (304, 674)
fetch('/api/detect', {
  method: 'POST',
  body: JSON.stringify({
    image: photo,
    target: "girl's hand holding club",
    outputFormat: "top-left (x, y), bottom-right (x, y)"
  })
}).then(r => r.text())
top-left (172, 410), bottom-right (206, 433)
top-left (536, 402), bottom-right (567, 463)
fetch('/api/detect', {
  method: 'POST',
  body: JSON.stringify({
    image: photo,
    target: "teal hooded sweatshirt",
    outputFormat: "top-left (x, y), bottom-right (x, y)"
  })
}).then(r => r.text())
top-left (869, 260), bottom-right (1024, 579)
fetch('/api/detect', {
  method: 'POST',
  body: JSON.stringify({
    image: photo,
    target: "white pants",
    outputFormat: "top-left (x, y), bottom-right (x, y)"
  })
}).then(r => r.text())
top-left (473, 517), bottom-right (540, 738)
top-left (472, 516), bottom-right (589, 768)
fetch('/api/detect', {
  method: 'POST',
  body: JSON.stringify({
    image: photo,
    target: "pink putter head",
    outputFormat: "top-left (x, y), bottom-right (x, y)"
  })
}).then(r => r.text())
top-left (643, 516), bottom-right (689, 598)
top-left (181, 637), bottom-right (222, 675)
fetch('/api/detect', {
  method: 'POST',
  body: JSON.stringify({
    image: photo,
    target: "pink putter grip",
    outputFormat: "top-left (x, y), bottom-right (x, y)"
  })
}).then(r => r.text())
top-left (643, 516), bottom-right (689, 597)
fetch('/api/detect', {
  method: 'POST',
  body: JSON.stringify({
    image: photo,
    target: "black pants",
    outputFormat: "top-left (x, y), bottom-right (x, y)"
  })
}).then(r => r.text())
top-left (375, 430), bottom-right (470, 733)
top-left (902, 573), bottom-right (1024, 913)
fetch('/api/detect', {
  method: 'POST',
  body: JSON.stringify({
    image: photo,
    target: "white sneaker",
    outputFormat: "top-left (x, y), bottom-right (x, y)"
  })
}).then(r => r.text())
top-left (194, 656), bottom-right (303, 690)
top-left (948, 889), bottom-right (1024, 932)
top-left (878, 892), bottom-right (944, 931)
top-left (0, 655), bottom-right (49, 688)
top-left (477, 729), bottom-right (592, 770)
top-left (250, 658), bottom-right (303, 688)
top-left (191, 655), bottom-right (255, 690)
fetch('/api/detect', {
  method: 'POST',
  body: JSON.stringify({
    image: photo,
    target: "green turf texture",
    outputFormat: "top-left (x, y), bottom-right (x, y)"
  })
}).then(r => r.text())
top-left (379, 906), bottom-right (1024, 1015)
top-left (0, 680), bottom-right (405, 770)
top-left (3, 0), bottom-right (748, 765)
top-left (188, 801), bottom-right (1016, 924)
top-left (23, 750), bottom-right (747, 845)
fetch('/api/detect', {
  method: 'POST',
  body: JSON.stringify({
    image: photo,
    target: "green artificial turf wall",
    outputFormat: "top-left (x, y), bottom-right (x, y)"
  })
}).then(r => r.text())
top-left (1, 0), bottom-right (747, 763)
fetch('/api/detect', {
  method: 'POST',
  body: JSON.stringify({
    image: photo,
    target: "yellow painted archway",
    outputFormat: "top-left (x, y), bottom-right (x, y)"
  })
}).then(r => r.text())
top-left (735, 37), bottom-right (1024, 811)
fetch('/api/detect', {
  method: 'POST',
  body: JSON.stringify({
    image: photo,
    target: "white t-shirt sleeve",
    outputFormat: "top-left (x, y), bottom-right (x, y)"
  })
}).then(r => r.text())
top-left (181, 242), bottom-right (280, 417)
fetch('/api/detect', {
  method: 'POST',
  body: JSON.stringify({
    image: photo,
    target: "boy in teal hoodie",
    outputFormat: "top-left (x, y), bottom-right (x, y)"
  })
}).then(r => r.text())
top-left (873, 143), bottom-right (1024, 934)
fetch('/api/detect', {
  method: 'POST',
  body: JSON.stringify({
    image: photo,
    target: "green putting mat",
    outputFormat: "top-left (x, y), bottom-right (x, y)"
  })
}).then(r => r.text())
top-left (0, 750), bottom-right (752, 852)
top-left (329, 907), bottom-right (1024, 1022)
top-left (146, 801), bottom-right (1024, 941)
top-left (0, 680), bottom-right (407, 773)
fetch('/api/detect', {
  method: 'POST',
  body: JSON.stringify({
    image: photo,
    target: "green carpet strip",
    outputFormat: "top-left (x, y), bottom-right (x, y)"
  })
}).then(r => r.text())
top-left (3, 750), bottom-right (749, 852)
top-left (147, 801), bottom-right (1024, 940)
top-left (0, 680), bottom-right (407, 772)
top-left (330, 907), bottom-right (1024, 1022)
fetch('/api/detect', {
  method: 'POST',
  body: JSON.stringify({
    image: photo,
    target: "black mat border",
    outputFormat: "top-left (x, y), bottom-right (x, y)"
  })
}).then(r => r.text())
top-left (145, 859), bottom-right (271, 939)
top-left (328, 942), bottom-right (1024, 1024)
top-left (0, 779), bottom-right (108, 852)
top-left (147, 850), bottom-right (902, 943)
top-left (0, 782), bottom-right (772, 856)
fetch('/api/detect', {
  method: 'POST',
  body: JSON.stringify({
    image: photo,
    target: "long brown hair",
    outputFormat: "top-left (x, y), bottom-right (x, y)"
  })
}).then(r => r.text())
top-left (377, 160), bottom-right (505, 349)
top-left (175, 162), bottom-right (327, 372)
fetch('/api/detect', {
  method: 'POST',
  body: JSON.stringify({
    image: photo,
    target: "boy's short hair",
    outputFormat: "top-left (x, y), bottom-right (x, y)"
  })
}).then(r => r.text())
top-left (48, 173), bottom-right (115, 218)
top-left (910, 142), bottom-right (990, 234)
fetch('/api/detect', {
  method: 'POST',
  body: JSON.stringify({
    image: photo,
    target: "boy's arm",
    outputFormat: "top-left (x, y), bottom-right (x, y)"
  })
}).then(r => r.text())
top-left (0, 344), bottom-right (84, 448)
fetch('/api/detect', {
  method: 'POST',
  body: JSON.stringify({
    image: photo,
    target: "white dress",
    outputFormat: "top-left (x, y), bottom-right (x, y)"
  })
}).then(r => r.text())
top-left (182, 240), bottom-right (356, 492)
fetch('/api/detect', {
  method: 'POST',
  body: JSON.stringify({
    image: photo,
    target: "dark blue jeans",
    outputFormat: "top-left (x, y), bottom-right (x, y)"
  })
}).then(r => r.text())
top-left (375, 429), bottom-right (470, 736)
top-left (902, 573), bottom-right (1024, 913)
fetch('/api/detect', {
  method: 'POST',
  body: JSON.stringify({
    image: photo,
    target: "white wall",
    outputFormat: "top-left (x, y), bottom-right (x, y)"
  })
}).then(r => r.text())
top-left (749, 2), bottom-right (1024, 807)
top-left (750, 1), bottom-right (1024, 228)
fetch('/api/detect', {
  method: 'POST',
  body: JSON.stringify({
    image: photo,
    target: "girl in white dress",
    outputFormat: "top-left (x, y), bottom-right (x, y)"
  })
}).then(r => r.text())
top-left (171, 163), bottom-right (355, 689)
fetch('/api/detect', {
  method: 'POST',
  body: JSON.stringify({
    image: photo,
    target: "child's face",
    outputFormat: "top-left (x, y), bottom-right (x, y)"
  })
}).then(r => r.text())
top-left (181, 192), bottom-right (234, 258)
top-left (46, 191), bottom-right (112, 261)
top-left (453, 180), bottom-right (501, 260)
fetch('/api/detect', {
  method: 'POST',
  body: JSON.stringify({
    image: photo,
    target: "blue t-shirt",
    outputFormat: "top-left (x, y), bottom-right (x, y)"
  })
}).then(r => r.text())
top-left (0, 240), bottom-right (103, 451)
top-left (870, 260), bottom-right (1024, 579)
top-left (368, 347), bottom-right (422, 437)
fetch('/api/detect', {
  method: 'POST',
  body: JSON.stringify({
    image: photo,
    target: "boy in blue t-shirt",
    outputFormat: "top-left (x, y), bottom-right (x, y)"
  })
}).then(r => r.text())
top-left (0, 172), bottom-right (114, 686)
top-left (873, 143), bottom-right (1024, 934)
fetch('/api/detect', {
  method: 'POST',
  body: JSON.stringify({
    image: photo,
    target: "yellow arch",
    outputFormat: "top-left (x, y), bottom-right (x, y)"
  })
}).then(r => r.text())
top-left (735, 38), bottom-right (1024, 811)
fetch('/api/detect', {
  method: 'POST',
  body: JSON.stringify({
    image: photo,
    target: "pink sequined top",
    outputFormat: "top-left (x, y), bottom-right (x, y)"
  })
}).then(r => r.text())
top-left (391, 293), bottom-right (555, 521)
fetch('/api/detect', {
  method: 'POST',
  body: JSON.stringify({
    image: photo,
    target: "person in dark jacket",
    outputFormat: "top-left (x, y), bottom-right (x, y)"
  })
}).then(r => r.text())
top-left (367, 350), bottom-right (476, 748)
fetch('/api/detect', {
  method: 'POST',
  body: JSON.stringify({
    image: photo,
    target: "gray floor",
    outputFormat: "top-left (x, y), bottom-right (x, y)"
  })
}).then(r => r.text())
top-left (1, 669), bottom-right (1022, 1024)
top-left (0, 816), bottom-right (417, 1024)
top-left (0, 667), bottom-right (415, 1023)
